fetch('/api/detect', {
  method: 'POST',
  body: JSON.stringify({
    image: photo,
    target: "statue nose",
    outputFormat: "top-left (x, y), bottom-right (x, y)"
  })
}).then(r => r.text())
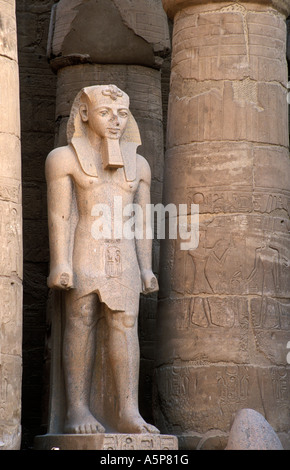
top-left (111, 113), bottom-right (120, 126)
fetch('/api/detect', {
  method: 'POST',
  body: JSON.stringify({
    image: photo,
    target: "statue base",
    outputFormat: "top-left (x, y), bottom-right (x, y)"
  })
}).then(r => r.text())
top-left (34, 433), bottom-right (178, 451)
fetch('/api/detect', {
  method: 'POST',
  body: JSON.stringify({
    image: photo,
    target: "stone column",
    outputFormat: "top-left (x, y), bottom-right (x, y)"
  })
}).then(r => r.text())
top-left (155, 0), bottom-right (290, 450)
top-left (0, 0), bottom-right (23, 450)
top-left (46, 0), bottom-right (170, 425)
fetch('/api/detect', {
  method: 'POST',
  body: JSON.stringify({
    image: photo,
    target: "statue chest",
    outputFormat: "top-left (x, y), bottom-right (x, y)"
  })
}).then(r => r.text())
top-left (72, 170), bottom-right (139, 212)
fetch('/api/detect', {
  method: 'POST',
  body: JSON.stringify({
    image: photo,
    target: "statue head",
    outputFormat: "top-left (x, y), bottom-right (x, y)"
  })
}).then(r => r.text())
top-left (82, 85), bottom-right (130, 141)
top-left (67, 85), bottom-right (141, 180)
top-left (67, 85), bottom-right (131, 143)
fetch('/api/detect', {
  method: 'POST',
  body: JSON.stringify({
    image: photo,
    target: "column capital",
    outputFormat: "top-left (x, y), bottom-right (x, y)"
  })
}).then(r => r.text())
top-left (162, 0), bottom-right (290, 19)
top-left (48, 0), bottom-right (170, 72)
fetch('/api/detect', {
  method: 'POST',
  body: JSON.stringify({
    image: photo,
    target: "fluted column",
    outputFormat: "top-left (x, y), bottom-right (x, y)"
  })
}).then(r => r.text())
top-left (155, 0), bottom-right (290, 450)
top-left (0, 0), bottom-right (23, 450)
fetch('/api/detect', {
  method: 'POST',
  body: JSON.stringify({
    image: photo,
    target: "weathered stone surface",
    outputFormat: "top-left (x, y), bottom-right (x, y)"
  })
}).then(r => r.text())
top-left (48, 0), bottom-right (170, 70)
top-left (154, 365), bottom-right (290, 448)
top-left (0, 0), bottom-right (18, 62)
top-left (0, 59), bottom-right (20, 136)
top-left (154, 0), bottom-right (290, 450)
top-left (162, 0), bottom-right (290, 19)
top-left (225, 409), bottom-right (284, 450)
top-left (35, 433), bottom-right (178, 450)
top-left (0, 0), bottom-right (23, 450)
top-left (0, 355), bottom-right (22, 450)
top-left (167, 80), bottom-right (288, 147)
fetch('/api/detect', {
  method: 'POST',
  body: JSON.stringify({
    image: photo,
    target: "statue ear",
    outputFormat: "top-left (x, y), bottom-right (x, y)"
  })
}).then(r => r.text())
top-left (79, 103), bottom-right (88, 122)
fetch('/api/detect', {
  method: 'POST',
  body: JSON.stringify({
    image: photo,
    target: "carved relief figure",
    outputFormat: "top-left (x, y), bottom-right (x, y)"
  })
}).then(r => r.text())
top-left (46, 85), bottom-right (159, 435)
top-left (247, 237), bottom-right (280, 327)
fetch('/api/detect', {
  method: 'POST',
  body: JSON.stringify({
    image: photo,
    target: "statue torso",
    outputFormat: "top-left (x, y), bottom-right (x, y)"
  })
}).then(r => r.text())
top-left (67, 145), bottom-right (142, 302)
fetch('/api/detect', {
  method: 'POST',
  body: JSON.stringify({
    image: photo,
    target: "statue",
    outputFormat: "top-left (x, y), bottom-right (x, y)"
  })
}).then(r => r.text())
top-left (45, 84), bottom-right (159, 435)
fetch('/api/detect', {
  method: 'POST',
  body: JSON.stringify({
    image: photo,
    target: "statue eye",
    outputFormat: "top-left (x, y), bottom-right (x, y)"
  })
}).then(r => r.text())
top-left (99, 110), bottom-right (109, 117)
top-left (119, 111), bottom-right (128, 118)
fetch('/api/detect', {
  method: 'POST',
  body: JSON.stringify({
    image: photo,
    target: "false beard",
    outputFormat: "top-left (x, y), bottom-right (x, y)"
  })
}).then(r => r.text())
top-left (102, 137), bottom-right (124, 169)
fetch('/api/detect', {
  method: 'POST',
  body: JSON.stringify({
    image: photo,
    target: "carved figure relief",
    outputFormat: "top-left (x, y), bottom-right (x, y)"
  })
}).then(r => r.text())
top-left (0, 204), bottom-right (21, 277)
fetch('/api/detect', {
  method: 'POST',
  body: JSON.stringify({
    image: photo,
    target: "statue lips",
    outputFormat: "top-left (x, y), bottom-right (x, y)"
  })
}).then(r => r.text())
top-left (108, 127), bottom-right (121, 135)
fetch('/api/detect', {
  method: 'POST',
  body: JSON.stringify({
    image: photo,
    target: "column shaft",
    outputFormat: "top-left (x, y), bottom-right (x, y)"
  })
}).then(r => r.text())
top-left (0, 0), bottom-right (23, 450)
top-left (155, 0), bottom-right (290, 450)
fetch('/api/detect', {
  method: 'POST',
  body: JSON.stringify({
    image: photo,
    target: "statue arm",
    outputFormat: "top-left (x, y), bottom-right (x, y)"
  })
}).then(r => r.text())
top-left (134, 155), bottom-right (158, 294)
top-left (45, 147), bottom-right (74, 289)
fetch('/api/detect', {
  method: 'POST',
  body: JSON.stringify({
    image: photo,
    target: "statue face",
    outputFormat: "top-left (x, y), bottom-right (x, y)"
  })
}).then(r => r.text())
top-left (82, 99), bottom-right (129, 140)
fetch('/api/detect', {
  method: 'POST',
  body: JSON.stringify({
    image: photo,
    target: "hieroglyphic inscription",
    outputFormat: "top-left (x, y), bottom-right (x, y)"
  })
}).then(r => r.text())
top-left (0, 363), bottom-right (7, 421)
top-left (0, 356), bottom-right (21, 424)
top-left (0, 7), bottom-right (17, 61)
top-left (105, 246), bottom-right (122, 278)
top-left (0, 178), bottom-right (21, 204)
top-left (271, 369), bottom-right (288, 403)
top-left (163, 367), bottom-right (190, 399)
top-left (103, 433), bottom-right (178, 450)
top-left (0, 203), bottom-right (22, 277)
top-left (187, 188), bottom-right (253, 214)
top-left (0, 279), bottom-right (22, 357)
top-left (217, 366), bottom-right (249, 405)
top-left (186, 187), bottom-right (290, 217)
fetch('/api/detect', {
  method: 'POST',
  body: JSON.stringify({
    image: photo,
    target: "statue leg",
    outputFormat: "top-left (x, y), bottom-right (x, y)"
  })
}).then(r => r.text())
top-left (104, 292), bottom-right (159, 434)
top-left (63, 290), bottom-right (105, 434)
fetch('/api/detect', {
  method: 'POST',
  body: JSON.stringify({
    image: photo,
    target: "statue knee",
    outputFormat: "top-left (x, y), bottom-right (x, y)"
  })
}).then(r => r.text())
top-left (120, 311), bottom-right (137, 329)
top-left (67, 303), bottom-right (95, 327)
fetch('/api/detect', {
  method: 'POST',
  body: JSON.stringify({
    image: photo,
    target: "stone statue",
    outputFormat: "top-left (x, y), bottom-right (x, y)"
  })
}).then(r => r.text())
top-left (45, 84), bottom-right (159, 435)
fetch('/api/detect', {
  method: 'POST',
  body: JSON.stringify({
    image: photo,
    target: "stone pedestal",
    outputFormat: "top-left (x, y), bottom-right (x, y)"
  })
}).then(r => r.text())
top-left (154, 0), bottom-right (290, 450)
top-left (0, 0), bottom-right (23, 450)
top-left (35, 433), bottom-right (178, 451)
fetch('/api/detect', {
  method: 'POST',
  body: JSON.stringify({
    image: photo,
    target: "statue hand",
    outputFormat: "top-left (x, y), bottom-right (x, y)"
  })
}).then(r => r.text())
top-left (141, 269), bottom-right (159, 294)
top-left (47, 265), bottom-right (74, 290)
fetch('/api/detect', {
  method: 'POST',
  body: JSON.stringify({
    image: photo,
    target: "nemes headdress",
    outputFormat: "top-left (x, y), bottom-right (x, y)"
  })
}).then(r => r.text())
top-left (67, 85), bottom-right (142, 181)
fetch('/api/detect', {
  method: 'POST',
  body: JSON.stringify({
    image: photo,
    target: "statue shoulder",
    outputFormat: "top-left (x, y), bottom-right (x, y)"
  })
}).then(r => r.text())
top-left (45, 145), bottom-right (76, 179)
top-left (136, 154), bottom-right (151, 184)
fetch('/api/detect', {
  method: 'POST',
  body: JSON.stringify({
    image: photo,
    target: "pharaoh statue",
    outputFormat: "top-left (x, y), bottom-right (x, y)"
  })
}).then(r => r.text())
top-left (45, 84), bottom-right (159, 436)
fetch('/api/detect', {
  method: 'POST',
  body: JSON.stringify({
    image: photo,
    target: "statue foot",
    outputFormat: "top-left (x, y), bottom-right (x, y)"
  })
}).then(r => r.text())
top-left (64, 409), bottom-right (105, 434)
top-left (117, 412), bottom-right (160, 434)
